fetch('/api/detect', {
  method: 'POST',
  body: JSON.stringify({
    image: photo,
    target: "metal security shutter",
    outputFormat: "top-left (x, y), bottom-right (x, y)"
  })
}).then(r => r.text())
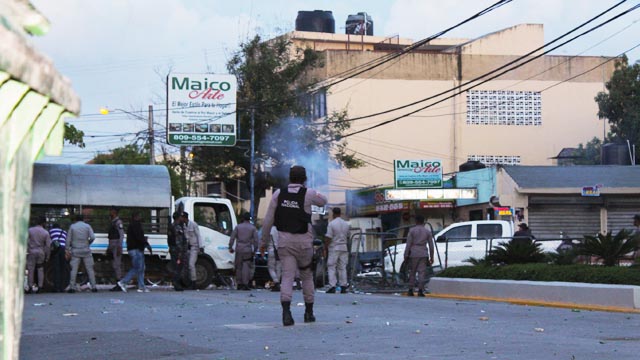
top-left (607, 207), bottom-right (637, 234)
top-left (606, 197), bottom-right (640, 234)
top-left (528, 196), bottom-right (602, 240)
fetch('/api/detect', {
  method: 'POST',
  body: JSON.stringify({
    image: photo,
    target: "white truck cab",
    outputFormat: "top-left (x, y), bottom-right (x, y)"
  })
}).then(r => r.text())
top-left (173, 196), bottom-right (237, 273)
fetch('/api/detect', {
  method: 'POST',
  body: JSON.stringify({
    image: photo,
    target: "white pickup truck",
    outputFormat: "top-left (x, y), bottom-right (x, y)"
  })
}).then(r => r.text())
top-left (384, 220), bottom-right (561, 274)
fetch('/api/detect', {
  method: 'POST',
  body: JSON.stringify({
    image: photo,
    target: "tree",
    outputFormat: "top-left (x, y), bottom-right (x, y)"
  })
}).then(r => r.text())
top-left (64, 123), bottom-right (85, 148)
top-left (573, 137), bottom-right (602, 165)
top-left (593, 57), bottom-right (640, 162)
top-left (92, 144), bottom-right (184, 198)
top-left (190, 34), bottom-right (360, 212)
top-left (92, 144), bottom-right (149, 165)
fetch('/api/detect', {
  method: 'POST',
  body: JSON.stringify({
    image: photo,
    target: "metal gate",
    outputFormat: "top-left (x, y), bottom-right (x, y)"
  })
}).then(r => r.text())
top-left (528, 196), bottom-right (601, 240)
top-left (606, 201), bottom-right (640, 234)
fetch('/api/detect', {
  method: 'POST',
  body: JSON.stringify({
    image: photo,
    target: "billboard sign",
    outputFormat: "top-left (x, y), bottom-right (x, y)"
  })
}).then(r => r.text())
top-left (393, 159), bottom-right (443, 188)
top-left (167, 73), bottom-right (237, 146)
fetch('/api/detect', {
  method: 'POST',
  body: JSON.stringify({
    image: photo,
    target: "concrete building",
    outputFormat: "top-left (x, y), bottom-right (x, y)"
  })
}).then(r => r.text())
top-left (457, 165), bottom-right (640, 240)
top-left (279, 23), bottom-right (617, 227)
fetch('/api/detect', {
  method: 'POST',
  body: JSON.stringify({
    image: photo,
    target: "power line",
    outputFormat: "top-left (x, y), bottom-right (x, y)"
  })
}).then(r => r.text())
top-left (311, 0), bottom-right (515, 91)
top-left (323, 15), bottom-right (640, 125)
top-left (319, 0), bottom-right (631, 127)
top-left (339, 41), bottom-right (640, 169)
top-left (327, 2), bottom-right (639, 142)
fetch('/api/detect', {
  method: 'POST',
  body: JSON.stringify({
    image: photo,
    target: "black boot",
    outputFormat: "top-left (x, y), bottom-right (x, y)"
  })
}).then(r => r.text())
top-left (304, 302), bottom-right (316, 323)
top-left (282, 301), bottom-right (294, 326)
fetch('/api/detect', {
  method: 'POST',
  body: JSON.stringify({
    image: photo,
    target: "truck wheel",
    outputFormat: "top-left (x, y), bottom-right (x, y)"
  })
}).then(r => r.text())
top-left (195, 258), bottom-right (215, 289)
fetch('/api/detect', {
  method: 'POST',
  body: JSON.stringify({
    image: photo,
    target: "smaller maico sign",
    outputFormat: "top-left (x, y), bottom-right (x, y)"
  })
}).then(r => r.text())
top-left (393, 159), bottom-right (443, 188)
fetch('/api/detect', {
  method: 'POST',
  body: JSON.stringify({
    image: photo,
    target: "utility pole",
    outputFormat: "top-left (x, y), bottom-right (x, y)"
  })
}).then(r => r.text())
top-left (180, 146), bottom-right (187, 196)
top-left (148, 105), bottom-right (155, 165)
top-left (249, 108), bottom-right (255, 221)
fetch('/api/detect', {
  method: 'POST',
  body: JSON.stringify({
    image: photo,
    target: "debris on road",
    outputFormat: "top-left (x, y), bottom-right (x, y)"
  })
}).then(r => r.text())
top-left (62, 313), bottom-right (78, 317)
top-left (32, 303), bottom-right (47, 307)
top-left (534, 328), bottom-right (544, 332)
top-left (479, 317), bottom-right (489, 321)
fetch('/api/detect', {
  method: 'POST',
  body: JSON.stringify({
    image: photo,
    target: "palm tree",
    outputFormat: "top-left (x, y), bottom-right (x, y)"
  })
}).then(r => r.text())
top-left (483, 240), bottom-right (546, 265)
top-left (578, 229), bottom-right (638, 266)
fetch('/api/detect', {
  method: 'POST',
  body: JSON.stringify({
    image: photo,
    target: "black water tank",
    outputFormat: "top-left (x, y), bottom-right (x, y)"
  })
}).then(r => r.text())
top-left (602, 143), bottom-right (632, 165)
top-left (345, 12), bottom-right (373, 35)
top-left (296, 10), bottom-right (335, 33)
top-left (459, 160), bottom-right (486, 172)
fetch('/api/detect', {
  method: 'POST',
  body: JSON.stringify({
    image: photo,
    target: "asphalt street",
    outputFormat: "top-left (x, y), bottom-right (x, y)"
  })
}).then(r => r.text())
top-left (20, 286), bottom-right (640, 360)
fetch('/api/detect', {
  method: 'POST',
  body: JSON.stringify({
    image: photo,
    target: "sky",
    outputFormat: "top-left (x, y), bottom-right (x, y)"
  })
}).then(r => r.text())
top-left (29, 0), bottom-right (640, 164)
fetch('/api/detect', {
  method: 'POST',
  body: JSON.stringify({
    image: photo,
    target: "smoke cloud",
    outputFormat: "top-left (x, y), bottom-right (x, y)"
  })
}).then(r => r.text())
top-left (261, 116), bottom-right (336, 189)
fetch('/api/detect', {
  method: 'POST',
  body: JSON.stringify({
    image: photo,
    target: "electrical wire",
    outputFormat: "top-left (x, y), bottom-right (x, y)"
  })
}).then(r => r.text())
top-left (318, 0), bottom-right (631, 127)
top-left (309, 0), bottom-right (515, 91)
top-left (326, 2), bottom-right (640, 142)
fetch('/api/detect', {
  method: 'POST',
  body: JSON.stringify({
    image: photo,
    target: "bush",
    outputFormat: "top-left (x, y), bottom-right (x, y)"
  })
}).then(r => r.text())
top-left (436, 263), bottom-right (640, 285)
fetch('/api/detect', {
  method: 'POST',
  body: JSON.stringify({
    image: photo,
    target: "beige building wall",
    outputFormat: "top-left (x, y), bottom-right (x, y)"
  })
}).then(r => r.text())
top-left (456, 24), bottom-right (544, 56)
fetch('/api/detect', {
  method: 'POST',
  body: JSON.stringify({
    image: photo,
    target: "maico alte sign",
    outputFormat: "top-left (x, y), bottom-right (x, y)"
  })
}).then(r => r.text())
top-left (166, 73), bottom-right (237, 146)
top-left (393, 159), bottom-right (443, 188)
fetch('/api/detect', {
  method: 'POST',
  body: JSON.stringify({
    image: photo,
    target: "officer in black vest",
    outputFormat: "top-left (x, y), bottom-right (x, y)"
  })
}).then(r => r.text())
top-left (261, 165), bottom-right (327, 326)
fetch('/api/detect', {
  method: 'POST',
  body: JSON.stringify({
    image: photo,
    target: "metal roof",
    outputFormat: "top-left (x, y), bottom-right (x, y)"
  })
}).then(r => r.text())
top-left (502, 165), bottom-right (640, 189)
top-left (31, 163), bottom-right (171, 208)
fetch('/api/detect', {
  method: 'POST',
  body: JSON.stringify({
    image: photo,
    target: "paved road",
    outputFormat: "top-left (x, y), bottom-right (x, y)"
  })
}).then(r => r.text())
top-left (20, 286), bottom-right (640, 359)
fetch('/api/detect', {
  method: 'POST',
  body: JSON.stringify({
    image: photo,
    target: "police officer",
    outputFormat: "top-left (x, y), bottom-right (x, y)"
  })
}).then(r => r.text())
top-left (26, 216), bottom-right (51, 293)
top-left (68, 214), bottom-right (98, 293)
top-left (404, 215), bottom-right (434, 297)
top-left (325, 207), bottom-right (351, 294)
top-left (168, 212), bottom-right (187, 291)
top-left (229, 212), bottom-right (259, 290)
top-left (181, 212), bottom-right (203, 289)
top-left (107, 206), bottom-right (124, 290)
top-left (260, 165), bottom-right (327, 326)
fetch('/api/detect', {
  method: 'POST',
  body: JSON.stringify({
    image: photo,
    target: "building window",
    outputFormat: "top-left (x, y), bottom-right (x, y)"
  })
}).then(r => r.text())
top-left (467, 155), bottom-right (521, 166)
top-left (466, 90), bottom-right (541, 126)
top-left (305, 89), bottom-right (327, 120)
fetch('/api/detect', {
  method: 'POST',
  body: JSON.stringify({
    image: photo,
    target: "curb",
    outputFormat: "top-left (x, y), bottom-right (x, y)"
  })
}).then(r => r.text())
top-left (429, 277), bottom-right (640, 313)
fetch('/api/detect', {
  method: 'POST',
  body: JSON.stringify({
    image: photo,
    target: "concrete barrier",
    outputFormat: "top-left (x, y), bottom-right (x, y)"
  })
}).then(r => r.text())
top-left (429, 278), bottom-right (640, 312)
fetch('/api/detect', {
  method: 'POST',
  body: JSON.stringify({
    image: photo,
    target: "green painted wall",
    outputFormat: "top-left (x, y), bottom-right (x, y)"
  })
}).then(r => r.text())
top-left (0, 70), bottom-right (73, 359)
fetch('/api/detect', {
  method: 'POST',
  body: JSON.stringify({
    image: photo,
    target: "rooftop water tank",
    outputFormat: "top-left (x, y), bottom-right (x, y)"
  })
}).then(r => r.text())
top-left (602, 143), bottom-right (632, 165)
top-left (296, 10), bottom-right (335, 33)
top-left (345, 12), bottom-right (373, 36)
top-left (459, 160), bottom-right (486, 172)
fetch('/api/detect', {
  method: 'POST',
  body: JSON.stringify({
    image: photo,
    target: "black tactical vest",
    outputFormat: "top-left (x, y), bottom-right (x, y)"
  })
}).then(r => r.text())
top-left (108, 220), bottom-right (120, 240)
top-left (274, 187), bottom-right (311, 234)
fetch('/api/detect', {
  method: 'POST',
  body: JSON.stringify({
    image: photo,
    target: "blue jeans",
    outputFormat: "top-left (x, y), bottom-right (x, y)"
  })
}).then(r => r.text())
top-left (121, 249), bottom-right (146, 289)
